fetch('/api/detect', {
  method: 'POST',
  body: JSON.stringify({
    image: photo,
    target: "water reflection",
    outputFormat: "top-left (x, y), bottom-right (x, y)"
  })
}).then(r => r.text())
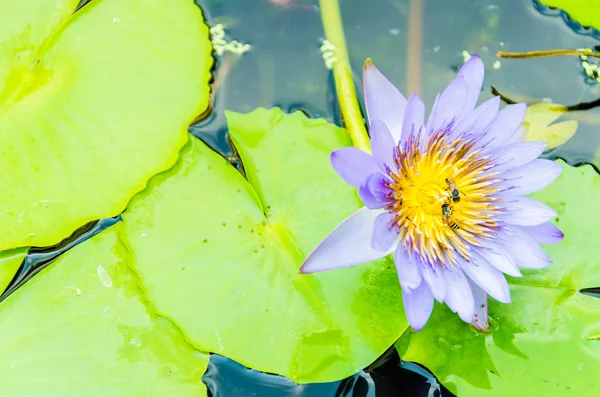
top-left (203, 348), bottom-right (452, 397)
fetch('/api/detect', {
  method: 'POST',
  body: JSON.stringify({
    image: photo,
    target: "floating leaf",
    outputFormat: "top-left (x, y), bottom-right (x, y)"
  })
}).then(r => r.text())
top-left (116, 108), bottom-right (408, 383)
top-left (539, 0), bottom-right (600, 30)
top-left (0, 248), bottom-right (26, 294)
top-left (522, 103), bottom-right (578, 150)
top-left (397, 161), bottom-right (600, 396)
top-left (0, 223), bottom-right (209, 396)
top-left (0, 0), bottom-right (212, 250)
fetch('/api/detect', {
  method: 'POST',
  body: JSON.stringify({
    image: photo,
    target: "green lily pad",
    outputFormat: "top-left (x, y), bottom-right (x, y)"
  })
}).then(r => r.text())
top-left (0, 223), bottom-right (209, 396)
top-left (118, 108), bottom-right (409, 383)
top-left (396, 161), bottom-right (600, 396)
top-left (0, 248), bottom-right (26, 294)
top-left (539, 0), bottom-right (600, 30)
top-left (522, 103), bottom-right (578, 150)
top-left (0, 0), bottom-right (212, 251)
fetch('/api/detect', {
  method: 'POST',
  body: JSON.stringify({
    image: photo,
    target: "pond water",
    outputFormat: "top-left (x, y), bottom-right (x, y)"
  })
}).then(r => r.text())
top-left (2, 0), bottom-right (599, 395)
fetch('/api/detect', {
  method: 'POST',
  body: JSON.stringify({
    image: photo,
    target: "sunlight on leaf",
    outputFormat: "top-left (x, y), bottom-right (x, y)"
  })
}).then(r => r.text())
top-left (522, 103), bottom-right (578, 150)
top-left (117, 108), bottom-right (409, 383)
top-left (0, 223), bottom-right (209, 396)
top-left (397, 161), bottom-right (600, 396)
top-left (540, 0), bottom-right (600, 30)
top-left (0, 0), bottom-right (212, 251)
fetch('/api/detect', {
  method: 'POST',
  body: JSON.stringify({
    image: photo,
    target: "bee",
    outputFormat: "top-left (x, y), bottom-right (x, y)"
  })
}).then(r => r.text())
top-left (445, 178), bottom-right (465, 203)
top-left (441, 203), bottom-right (460, 230)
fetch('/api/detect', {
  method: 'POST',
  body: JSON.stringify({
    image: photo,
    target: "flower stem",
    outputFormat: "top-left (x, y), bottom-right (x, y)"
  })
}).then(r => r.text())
top-left (497, 49), bottom-right (600, 59)
top-left (319, 0), bottom-right (371, 153)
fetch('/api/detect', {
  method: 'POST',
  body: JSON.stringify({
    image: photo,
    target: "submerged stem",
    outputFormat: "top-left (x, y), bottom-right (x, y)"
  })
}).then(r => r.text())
top-left (319, 0), bottom-right (371, 153)
top-left (497, 49), bottom-right (600, 59)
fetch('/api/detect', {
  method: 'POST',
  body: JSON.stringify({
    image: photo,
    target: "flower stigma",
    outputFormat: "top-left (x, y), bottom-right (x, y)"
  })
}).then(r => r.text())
top-left (384, 128), bottom-right (502, 269)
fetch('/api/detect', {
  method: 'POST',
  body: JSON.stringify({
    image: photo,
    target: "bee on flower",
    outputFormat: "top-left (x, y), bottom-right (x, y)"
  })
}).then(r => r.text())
top-left (300, 55), bottom-right (564, 331)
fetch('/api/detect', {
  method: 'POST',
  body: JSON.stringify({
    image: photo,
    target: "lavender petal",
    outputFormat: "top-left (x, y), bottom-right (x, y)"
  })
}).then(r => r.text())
top-left (330, 147), bottom-right (380, 188)
top-left (498, 196), bottom-right (557, 226)
top-left (485, 141), bottom-right (547, 174)
top-left (358, 173), bottom-right (393, 209)
top-left (363, 59), bottom-right (407, 142)
top-left (468, 278), bottom-right (490, 332)
top-left (371, 211), bottom-right (398, 251)
top-left (500, 226), bottom-right (552, 269)
top-left (441, 267), bottom-right (475, 323)
top-left (300, 207), bottom-right (394, 274)
top-left (420, 263), bottom-right (446, 302)
top-left (402, 279), bottom-right (435, 331)
top-left (426, 76), bottom-right (468, 135)
top-left (476, 241), bottom-right (522, 277)
top-left (457, 55), bottom-right (485, 119)
top-left (394, 246), bottom-right (423, 291)
top-left (484, 103), bottom-right (527, 147)
top-left (459, 251), bottom-right (511, 304)
top-left (517, 222), bottom-right (564, 245)
top-left (400, 94), bottom-right (425, 146)
top-left (452, 96), bottom-right (500, 140)
top-left (370, 120), bottom-right (396, 173)
top-left (498, 159), bottom-right (563, 196)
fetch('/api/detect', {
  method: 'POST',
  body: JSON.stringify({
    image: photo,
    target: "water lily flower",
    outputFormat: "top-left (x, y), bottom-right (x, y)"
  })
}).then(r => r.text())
top-left (300, 55), bottom-right (564, 331)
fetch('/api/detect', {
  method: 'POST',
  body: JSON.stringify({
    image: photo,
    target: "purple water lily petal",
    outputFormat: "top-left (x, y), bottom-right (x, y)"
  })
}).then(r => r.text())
top-left (498, 196), bottom-right (557, 226)
top-left (331, 147), bottom-right (380, 188)
top-left (394, 246), bottom-right (423, 291)
top-left (457, 55), bottom-right (485, 120)
top-left (476, 241), bottom-right (522, 277)
top-left (459, 251), bottom-right (511, 303)
top-left (400, 94), bottom-right (425, 146)
top-left (485, 141), bottom-right (547, 173)
top-left (372, 212), bottom-right (398, 251)
top-left (426, 77), bottom-right (468, 134)
top-left (300, 207), bottom-right (393, 274)
top-left (363, 59), bottom-right (407, 142)
top-left (452, 96), bottom-right (500, 140)
top-left (402, 279), bottom-right (435, 331)
top-left (358, 173), bottom-right (393, 209)
top-left (370, 120), bottom-right (396, 173)
top-left (442, 267), bottom-right (475, 323)
top-left (518, 222), bottom-right (564, 245)
top-left (499, 159), bottom-right (563, 196)
top-left (419, 262), bottom-right (446, 302)
top-left (505, 125), bottom-right (527, 144)
top-left (500, 227), bottom-right (552, 269)
top-left (468, 278), bottom-right (490, 332)
top-left (483, 103), bottom-right (527, 148)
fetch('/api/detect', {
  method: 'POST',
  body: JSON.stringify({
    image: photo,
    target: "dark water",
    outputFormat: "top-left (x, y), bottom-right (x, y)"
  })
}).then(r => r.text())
top-left (3, 0), bottom-right (600, 395)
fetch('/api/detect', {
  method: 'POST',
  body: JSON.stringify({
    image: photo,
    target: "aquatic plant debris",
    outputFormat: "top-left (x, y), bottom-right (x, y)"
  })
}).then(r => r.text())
top-left (210, 23), bottom-right (251, 56)
top-left (300, 55), bottom-right (564, 331)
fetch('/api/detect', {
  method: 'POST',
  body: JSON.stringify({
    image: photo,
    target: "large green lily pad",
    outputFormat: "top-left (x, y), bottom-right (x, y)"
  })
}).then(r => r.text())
top-left (0, 248), bottom-right (26, 294)
top-left (396, 161), bottom-right (600, 396)
top-left (0, 0), bottom-right (212, 250)
top-left (539, 0), bottom-right (600, 30)
top-left (0, 222), bottom-right (209, 396)
top-left (117, 108), bottom-right (409, 383)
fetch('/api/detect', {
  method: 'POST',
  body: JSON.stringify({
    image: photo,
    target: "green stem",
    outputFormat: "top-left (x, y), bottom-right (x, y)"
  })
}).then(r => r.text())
top-left (319, 0), bottom-right (371, 153)
top-left (497, 49), bottom-right (600, 59)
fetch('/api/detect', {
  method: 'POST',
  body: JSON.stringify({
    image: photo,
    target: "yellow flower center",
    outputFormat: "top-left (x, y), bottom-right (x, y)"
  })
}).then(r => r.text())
top-left (386, 130), bottom-right (502, 268)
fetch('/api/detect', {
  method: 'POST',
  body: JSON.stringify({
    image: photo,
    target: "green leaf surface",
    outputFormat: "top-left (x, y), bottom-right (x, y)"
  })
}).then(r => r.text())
top-left (0, 223), bottom-right (209, 396)
top-left (523, 103), bottom-right (578, 150)
top-left (119, 108), bottom-right (409, 383)
top-left (0, 0), bottom-right (212, 250)
top-left (0, 248), bottom-right (26, 294)
top-left (539, 0), bottom-right (600, 30)
top-left (397, 161), bottom-right (600, 396)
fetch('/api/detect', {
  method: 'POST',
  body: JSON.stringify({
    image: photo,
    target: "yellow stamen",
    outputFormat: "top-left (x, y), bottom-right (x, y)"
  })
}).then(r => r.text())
top-left (387, 131), bottom-right (501, 268)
